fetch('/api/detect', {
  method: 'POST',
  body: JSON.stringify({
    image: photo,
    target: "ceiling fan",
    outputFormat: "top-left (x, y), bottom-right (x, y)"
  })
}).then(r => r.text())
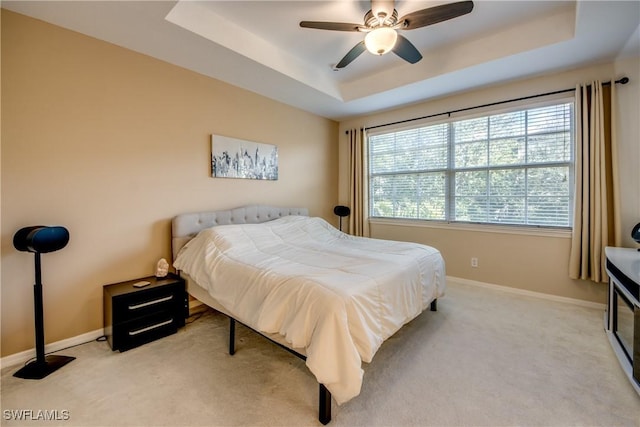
top-left (300, 0), bottom-right (474, 69)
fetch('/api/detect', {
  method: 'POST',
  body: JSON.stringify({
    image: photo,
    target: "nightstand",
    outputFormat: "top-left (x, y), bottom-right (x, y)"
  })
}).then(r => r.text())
top-left (103, 273), bottom-right (187, 352)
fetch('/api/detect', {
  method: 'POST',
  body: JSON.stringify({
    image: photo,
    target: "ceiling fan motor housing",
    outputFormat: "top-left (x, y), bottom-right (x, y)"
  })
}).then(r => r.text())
top-left (371, 0), bottom-right (396, 22)
top-left (364, 9), bottom-right (399, 28)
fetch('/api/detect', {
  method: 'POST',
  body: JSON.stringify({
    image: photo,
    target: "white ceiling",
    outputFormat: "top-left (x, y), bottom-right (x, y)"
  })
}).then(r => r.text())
top-left (3, 1), bottom-right (639, 121)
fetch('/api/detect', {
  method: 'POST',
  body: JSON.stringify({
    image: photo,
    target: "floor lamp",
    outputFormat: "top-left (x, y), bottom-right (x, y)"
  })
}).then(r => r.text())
top-left (13, 226), bottom-right (75, 379)
top-left (333, 206), bottom-right (351, 232)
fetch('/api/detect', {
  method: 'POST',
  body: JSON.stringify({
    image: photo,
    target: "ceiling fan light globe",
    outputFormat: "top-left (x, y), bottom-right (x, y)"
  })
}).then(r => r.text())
top-left (364, 27), bottom-right (397, 55)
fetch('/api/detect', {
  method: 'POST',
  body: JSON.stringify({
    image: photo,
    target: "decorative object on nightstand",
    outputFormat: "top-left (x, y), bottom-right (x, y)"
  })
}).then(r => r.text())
top-left (12, 225), bottom-right (75, 379)
top-left (155, 258), bottom-right (169, 277)
top-left (103, 273), bottom-right (187, 352)
top-left (333, 205), bottom-right (350, 232)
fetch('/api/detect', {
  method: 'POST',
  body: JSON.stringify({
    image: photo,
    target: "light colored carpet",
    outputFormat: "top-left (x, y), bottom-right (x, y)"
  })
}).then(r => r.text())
top-left (1, 281), bottom-right (639, 427)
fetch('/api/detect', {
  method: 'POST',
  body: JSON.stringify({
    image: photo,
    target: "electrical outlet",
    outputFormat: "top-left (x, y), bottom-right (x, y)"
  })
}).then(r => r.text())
top-left (471, 257), bottom-right (478, 268)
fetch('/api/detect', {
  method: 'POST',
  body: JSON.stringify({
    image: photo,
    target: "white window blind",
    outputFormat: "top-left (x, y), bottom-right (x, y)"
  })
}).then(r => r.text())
top-left (369, 101), bottom-right (574, 227)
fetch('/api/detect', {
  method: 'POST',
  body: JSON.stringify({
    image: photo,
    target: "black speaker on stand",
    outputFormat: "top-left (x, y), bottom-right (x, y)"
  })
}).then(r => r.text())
top-left (333, 206), bottom-right (351, 232)
top-left (13, 225), bottom-right (75, 379)
top-left (632, 222), bottom-right (640, 251)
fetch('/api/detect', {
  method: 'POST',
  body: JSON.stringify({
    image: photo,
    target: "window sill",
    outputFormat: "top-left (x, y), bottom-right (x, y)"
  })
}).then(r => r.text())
top-left (368, 217), bottom-right (572, 238)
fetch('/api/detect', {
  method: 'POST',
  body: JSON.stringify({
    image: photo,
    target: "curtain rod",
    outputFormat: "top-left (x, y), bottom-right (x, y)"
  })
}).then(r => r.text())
top-left (355, 77), bottom-right (629, 133)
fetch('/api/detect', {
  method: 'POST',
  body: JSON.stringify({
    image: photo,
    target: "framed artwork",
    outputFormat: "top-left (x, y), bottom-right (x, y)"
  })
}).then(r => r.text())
top-left (211, 134), bottom-right (278, 180)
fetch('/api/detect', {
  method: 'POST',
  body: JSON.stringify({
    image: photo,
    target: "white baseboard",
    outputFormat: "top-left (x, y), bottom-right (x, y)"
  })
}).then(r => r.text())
top-left (446, 276), bottom-right (606, 310)
top-left (189, 299), bottom-right (204, 309)
top-left (1, 328), bottom-right (104, 370)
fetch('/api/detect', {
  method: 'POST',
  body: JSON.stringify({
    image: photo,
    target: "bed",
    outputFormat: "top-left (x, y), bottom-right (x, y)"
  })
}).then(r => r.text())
top-left (171, 205), bottom-right (446, 424)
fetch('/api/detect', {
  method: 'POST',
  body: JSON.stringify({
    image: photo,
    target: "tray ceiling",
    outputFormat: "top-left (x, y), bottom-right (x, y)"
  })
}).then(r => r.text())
top-left (3, 1), bottom-right (639, 120)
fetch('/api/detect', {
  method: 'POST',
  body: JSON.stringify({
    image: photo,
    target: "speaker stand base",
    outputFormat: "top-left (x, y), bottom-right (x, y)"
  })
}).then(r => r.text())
top-left (13, 355), bottom-right (75, 380)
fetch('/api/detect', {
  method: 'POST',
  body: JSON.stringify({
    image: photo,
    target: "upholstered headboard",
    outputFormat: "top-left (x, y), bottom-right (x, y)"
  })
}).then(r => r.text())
top-left (171, 205), bottom-right (309, 261)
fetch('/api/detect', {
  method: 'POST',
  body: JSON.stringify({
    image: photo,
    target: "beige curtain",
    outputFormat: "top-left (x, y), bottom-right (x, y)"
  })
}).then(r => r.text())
top-left (347, 128), bottom-right (370, 237)
top-left (569, 80), bottom-right (621, 282)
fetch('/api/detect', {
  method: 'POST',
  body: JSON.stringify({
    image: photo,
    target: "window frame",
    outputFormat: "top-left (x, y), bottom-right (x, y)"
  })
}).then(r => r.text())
top-left (366, 94), bottom-right (576, 231)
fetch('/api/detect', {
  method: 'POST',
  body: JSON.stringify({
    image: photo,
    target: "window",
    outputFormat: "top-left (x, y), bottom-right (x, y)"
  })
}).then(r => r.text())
top-left (368, 100), bottom-right (574, 228)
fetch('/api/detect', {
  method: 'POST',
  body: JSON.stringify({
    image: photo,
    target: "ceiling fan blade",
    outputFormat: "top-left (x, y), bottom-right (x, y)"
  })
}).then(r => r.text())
top-left (399, 0), bottom-right (474, 30)
top-left (335, 41), bottom-right (367, 69)
top-left (300, 21), bottom-right (362, 32)
top-left (392, 35), bottom-right (422, 64)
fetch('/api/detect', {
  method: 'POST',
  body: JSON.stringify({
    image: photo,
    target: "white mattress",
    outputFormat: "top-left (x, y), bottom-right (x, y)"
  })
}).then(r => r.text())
top-left (173, 215), bottom-right (446, 404)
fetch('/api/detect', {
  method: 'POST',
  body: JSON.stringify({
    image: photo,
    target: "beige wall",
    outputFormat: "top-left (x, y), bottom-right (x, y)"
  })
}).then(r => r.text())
top-left (614, 56), bottom-right (640, 247)
top-left (339, 57), bottom-right (640, 305)
top-left (1, 11), bottom-right (338, 357)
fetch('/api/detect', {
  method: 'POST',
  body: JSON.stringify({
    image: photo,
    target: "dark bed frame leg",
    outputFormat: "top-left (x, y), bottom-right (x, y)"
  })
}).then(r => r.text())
top-left (226, 315), bottom-right (331, 424)
top-left (319, 384), bottom-right (331, 425)
top-left (229, 317), bottom-right (236, 355)
top-left (430, 299), bottom-right (437, 311)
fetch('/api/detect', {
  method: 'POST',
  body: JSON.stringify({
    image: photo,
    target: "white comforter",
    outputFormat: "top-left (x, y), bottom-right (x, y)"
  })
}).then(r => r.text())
top-left (173, 215), bottom-right (445, 404)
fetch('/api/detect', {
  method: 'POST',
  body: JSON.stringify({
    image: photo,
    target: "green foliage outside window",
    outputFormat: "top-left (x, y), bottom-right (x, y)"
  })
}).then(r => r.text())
top-left (369, 102), bottom-right (574, 227)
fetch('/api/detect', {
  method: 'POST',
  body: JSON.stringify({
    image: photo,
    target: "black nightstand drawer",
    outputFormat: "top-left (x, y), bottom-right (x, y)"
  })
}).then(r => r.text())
top-left (113, 285), bottom-right (181, 322)
top-left (116, 311), bottom-right (179, 351)
top-left (104, 273), bottom-right (187, 351)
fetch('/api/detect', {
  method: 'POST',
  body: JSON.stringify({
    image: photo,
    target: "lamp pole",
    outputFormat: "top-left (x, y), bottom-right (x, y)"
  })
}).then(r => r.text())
top-left (33, 252), bottom-right (46, 367)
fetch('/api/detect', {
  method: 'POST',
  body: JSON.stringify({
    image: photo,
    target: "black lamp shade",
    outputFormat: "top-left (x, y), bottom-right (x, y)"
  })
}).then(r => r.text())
top-left (334, 206), bottom-right (351, 217)
top-left (14, 226), bottom-right (69, 253)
